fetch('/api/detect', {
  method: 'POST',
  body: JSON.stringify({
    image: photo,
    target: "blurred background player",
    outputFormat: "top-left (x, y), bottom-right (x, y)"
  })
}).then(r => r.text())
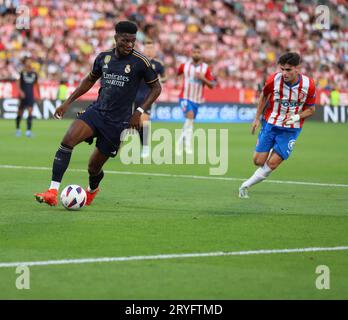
top-left (57, 78), bottom-right (69, 102)
top-left (176, 44), bottom-right (215, 155)
top-left (239, 52), bottom-right (316, 199)
top-left (16, 57), bottom-right (40, 137)
top-left (330, 87), bottom-right (341, 108)
top-left (134, 38), bottom-right (166, 158)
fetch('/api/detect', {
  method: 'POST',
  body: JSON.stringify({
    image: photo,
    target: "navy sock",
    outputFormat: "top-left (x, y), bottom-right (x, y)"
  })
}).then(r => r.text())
top-left (52, 144), bottom-right (73, 183)
top-left (16, 115), bottom-right (21, 129)
top-left (89, 170), bottom-right (104, 191)
top-left (138, 127), bottom-right (144, 145)
top-left (27, 115), bottom-right (33, 131)
top-left (142, 123), bottom-right (149, 147)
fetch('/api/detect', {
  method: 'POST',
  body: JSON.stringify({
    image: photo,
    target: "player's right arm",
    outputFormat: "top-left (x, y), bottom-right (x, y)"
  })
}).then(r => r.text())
top-left (174, 63), bottom-right (184, 87)
top-left (251, 74), bottom-right (274, 134)
top-left (54, 55), bottom-right (102, 119)
top-left (177, 63), bottom-right (184, 76)
top-left (251, 92), bottom-right (269, 135)
top-left (17, 73), bottom-right (25, 98)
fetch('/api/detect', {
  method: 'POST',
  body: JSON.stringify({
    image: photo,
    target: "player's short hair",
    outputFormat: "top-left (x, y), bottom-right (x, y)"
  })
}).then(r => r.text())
top-left (115, 21), bottom-right (138, 35)
top-left (278, 52), bottom-right (301, 66)
top-left (193, 44), bottom-right (201, 50)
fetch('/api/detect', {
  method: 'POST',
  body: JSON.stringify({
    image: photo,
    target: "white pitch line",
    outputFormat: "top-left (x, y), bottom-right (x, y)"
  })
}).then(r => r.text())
top-left (0, 246), bottom-right (347, 268)
top-left (0, 164), bottom-right (348, 188)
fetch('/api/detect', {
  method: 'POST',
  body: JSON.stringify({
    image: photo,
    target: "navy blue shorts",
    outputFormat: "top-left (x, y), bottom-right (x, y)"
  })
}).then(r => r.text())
top-left (77, 107), bottom-right (128, 158)
top-left (19, 98), bottom-right (35, 109)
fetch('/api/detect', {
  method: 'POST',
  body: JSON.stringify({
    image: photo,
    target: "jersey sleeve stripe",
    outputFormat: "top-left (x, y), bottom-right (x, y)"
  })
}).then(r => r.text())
top-left (88, 71), bottom-right (100, 81)
top-left (132, 51), bottom-right (151, 67)
top-left (146, 77), bottom-right (159, 84)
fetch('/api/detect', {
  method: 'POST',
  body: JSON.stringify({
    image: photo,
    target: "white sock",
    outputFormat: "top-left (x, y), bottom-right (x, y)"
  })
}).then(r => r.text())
top-left (177, 130), bottom-right (185, 149)
top-left (183, 119), bottom-right (193, 150)
top-left (49, 181), bottom-right (60, 191)
top-left (177, 118), bottom-right (193, 148)
top-left (87, 186), bottom-right (98, 193)
top-left (241, 163), bottom-right (272, 189)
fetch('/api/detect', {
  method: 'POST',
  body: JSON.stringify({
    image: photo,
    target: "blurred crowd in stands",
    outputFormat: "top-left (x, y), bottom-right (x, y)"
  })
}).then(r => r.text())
top-left (1, 0), bottom-right (348, 91)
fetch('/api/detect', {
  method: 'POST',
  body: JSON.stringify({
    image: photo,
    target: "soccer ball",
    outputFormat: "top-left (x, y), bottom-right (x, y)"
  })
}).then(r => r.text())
top-left (60, 185), bottom-right (87, 210)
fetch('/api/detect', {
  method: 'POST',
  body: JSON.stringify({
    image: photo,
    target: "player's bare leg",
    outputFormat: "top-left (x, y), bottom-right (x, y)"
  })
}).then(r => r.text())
top-left (176, 110), bottom-right (194, 155)
top-left (266, 151), bottom-right (283, 170)
top-left (26, 106), bottom-right (33, 137)
top-left (239, 151), bottom-right (283, 198)
top-left (86, 148), bottom-right (109, 206)
top-left (139, 113), bottom-right (150, 158)
top-left (35, 119), bottom-right (94, 206)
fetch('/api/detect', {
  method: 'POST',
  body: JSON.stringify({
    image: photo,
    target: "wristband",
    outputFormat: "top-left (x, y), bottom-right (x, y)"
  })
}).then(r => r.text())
top-left (136, 107), bottom-right (145, 114)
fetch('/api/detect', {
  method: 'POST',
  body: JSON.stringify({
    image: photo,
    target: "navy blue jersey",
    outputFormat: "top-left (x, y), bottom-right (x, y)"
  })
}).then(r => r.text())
top-left (20, 71), bottom-right (38, 100)
top-left (89, 48), bottom-right (158, 123)
top-left (135, 59), bottom-right (165, 105)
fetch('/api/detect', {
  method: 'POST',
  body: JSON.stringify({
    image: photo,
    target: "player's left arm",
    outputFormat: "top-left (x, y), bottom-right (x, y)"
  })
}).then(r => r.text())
top-left (284, 79), bottom-right (316, 125)
top-left (196, 67), bottom-right (216, 89)
top-left (284, 106), bottom-right (316, 125)
top-left (299, 105), bottom-right (316, 119)
top-left (35, 73), bottom-right (41, 100)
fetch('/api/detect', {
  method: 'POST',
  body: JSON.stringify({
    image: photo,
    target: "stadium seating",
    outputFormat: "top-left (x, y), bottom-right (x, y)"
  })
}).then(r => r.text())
top-left (0, 0), bottom-right (347, 90)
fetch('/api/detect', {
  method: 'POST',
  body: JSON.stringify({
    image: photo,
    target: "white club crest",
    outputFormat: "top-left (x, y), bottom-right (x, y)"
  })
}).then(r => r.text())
top-left (125, 64), bottom-right (131, 73)
top-left (288, 139), bottom-right (296, 151)
top-left (103, 55), bottom-right (111, 68)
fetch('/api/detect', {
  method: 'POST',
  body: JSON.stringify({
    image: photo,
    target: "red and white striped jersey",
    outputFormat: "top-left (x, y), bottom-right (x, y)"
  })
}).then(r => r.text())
top-left (263, 72), bottom-right (316, 129)
top-left (178, 61), bottom-right (214, 104)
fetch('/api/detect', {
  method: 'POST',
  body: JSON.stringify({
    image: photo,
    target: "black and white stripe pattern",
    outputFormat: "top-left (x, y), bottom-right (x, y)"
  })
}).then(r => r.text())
top-left (59, 144), bottom-right (73, 153)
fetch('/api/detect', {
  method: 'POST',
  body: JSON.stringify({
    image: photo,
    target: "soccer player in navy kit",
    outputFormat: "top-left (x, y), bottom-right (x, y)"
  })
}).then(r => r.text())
top-left (16, 57), bottom-right (40, 137)
top-left (134, 38), bottom-right (166, 158)
top-left (35, 21), bottom-right (161, 206)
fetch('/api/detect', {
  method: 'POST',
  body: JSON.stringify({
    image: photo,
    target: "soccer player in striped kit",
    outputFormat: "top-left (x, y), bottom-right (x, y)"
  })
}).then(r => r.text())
top-left (176, 44), bottom-right (215, 154)
top-left (239, 52), bottom-right (316, 198)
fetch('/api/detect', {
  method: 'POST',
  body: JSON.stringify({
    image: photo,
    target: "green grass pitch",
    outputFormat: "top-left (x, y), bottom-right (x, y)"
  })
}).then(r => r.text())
top-left (0, 118), bottom-right (347, 299)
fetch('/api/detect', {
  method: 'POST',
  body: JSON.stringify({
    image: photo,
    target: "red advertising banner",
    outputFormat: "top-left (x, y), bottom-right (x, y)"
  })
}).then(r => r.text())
top-left (1, 80), bottom-right (348, 105)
